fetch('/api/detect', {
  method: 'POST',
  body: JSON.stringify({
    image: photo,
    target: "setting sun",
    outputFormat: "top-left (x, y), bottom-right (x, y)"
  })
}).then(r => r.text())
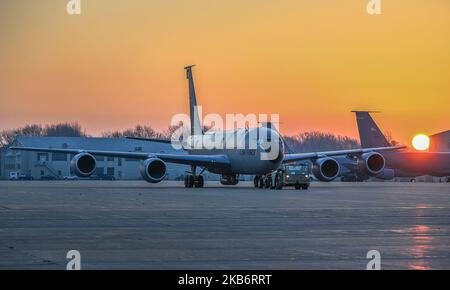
top-left (412, 134), bottom-right (430, 151)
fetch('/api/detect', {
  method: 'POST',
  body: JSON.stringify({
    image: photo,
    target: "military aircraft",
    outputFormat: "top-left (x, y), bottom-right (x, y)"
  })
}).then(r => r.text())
top-left (10, 67), bottom-right (404, 188)
top-left (339, 111), bottom-right (450, 182)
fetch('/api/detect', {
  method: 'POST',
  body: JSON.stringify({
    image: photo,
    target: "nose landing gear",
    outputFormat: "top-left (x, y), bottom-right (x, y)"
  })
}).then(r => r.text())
top-left (184, 166), bottom-right (205, 188)
top-left (220, 175), bottom-right (239, 185)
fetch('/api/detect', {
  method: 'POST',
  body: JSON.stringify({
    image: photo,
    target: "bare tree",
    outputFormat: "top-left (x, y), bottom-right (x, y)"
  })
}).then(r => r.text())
top-left (102, 125), bottom-right (164, 139)
top-left (0, 122), bottom-right (86, 148)
top-left (284, 131), bottom-right (360, 153)
top-left (44, 122), bottom-right (85, 137)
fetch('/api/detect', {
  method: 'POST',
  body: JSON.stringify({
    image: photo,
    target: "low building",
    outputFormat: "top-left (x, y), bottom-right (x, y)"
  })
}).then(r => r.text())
top-left (0, 147), bottom-right (5, 179)
top-left (429, 130), bottom-right (450, 152)
top-left (2, 136), bottom-right (193, 181)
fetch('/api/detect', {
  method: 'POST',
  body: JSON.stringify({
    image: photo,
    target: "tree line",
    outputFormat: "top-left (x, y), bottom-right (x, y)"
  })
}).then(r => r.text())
top-left (0, 122), bottom-right (381, 151)
top-left (0, 123), bottom-right (86, 148)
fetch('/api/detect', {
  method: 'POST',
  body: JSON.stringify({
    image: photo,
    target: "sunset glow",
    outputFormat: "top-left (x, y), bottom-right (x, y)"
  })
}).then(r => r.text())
top-left (412, 134), bottom-right (430, 151)
top-left (0, 1), bottom-right (449, 144)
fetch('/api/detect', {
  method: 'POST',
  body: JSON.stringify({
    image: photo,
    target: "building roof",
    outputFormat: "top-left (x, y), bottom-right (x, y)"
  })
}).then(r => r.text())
top-left (13, 136), bottom-right (184, 154)
top-left (430, 130), bottom-right (450, 138)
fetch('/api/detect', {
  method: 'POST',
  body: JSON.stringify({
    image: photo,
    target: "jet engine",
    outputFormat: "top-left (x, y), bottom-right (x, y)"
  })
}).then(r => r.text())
top-left (140, 158), bottom-right (167, 183)
top-left (70, 153), bottom-right (97, 177)
top-left (357, 152), bottom-right (385, 176)
top-left (312, 157), bottom-right (340, 182)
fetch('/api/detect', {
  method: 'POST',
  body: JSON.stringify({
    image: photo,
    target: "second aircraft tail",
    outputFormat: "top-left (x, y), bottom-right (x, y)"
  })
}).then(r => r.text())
top-left (353, 111), bottom-right (390, 148)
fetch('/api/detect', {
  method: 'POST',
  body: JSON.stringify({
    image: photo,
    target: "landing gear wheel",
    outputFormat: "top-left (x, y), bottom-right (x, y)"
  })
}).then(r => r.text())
top-left (270, 182), bottom-right (276, 190)
top-left (258, 177), bottom-right (264, 188)
top-left (295, 185), bottom-right (301, 190)
top-left (194, 175), bottom-right (204, 188)
top-left (265, 177), bottom-right (272, 189)
top-left (301, 184), bottom-right (309, 190)
top-left (184, 175), bottom-right (194, 188)
top-left (254, 176), bottom-right (260, 188)
top-left (275, 174), bottom-right (283, 190)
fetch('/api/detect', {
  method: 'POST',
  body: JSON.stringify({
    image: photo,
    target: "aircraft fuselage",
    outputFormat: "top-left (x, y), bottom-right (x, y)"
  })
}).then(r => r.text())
top-left (185, 127), bottom-right (284, 175)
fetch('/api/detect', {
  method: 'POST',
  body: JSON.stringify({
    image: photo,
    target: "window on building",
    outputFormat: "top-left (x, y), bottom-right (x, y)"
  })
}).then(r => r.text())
top-left (5, 164), bottom-right (16, 170)
top-left (95, 155), bottom-right (105, 161)
top-left (107, 156), bottom-right (114, 162)
top-left (107, 167), bottom-right (115, 176)
top-left (37, 153), bottom-right (49, 162)
top-left (118, 171), bottom-right (122, 178)
top-left (125, 158), bottom-right (140, 162)
top-left (118, 158), bottom-right (122, 166)
top-left (52, 153), bottom-right (67, 161)
top-left (96, 167), bottom-right (104, 176)
top-left (58, 170), bottom-right (62, 176)
top-left (40, 170), bottom-right (45, 176)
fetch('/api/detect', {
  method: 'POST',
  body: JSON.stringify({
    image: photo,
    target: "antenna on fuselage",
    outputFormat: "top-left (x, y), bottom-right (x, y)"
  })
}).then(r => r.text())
top-left (185, 65), bottom-right (203, 136)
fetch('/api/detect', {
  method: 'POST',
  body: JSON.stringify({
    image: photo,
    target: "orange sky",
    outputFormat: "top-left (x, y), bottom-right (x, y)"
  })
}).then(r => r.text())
top-left (0, 0), bottom-right (449, 145)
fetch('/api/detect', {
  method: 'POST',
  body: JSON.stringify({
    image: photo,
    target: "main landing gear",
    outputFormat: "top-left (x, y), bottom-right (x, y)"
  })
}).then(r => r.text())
top-left (254, 175), bottom-right (276, 189)
top-left (254, 174), bottom-right (309, 190)
top-left (184, 166), bottom-right (205, 188)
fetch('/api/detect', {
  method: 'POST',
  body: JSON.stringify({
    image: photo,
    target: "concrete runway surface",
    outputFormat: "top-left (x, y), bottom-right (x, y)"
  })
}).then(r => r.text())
top-left (0, 181), bottom-right (449, 269)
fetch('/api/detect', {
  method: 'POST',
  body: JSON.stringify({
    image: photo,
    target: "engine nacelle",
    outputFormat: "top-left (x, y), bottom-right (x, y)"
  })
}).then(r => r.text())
top-left (375, 168), bottom-right (395, 180)
top-left (357, 152), bottom-right (385, 176)
top-left (312, 157), bottom-right (340, 182)
top-left (220, 175), bottom-right (239, 185)
top-left (140, 158), bottom-right (167, 183)
top-left (70, 153), bottom-right (96, 178)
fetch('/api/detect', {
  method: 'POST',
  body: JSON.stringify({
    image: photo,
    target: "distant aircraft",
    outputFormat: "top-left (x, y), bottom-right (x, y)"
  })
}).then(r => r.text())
top-left (10, 67), bottom-right (403, 188)
top-left (339, 111), bottom-right (450, 182)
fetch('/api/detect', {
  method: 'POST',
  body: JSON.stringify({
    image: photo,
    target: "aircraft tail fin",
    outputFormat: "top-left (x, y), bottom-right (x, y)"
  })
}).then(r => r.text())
top-left (185, 65), bottom-right (203, 136)
top-left (352, 111), bottom-right (391, 148)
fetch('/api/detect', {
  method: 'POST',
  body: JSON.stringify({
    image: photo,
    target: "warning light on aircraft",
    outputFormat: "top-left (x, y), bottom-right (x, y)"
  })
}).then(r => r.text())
top-left (412, 134), bottom-right (430, 151)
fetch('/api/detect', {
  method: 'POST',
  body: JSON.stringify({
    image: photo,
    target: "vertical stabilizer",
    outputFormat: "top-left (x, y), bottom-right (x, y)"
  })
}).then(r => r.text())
top-left (185, 65), bottom-right (203, 136)
top-left (353, 111), bottom-right (390, 148)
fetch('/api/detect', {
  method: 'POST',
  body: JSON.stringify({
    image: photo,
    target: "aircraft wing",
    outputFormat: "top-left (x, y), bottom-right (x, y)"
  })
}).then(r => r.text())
top-left (125, 136), bottom-right (186, 148)
top-left (283, 145), bottom-right (406, 163)
top-left (9, 146), bottom-right (231, 169)
top-left (125, 136), bottom-right (172, 144)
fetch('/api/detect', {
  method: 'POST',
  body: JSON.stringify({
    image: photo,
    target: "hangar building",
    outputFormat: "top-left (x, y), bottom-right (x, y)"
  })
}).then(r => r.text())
top-left (0, 136), bottom-right (193, 181)
top-left (429, 130), bottom-right (450, 152)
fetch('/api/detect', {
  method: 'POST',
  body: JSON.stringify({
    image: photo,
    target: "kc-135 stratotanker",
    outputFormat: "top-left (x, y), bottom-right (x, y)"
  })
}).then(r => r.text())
top-left (11, 66), bottom-right (404, 188)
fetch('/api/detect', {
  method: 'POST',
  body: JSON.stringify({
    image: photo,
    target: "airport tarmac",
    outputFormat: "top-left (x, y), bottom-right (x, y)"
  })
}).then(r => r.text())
top-left (0, 181), bottom-right (449, 270)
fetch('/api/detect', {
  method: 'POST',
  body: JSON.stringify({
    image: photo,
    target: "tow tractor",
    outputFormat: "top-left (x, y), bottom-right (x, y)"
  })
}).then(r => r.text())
top-left (254, 163), bottom-right (311, 190)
